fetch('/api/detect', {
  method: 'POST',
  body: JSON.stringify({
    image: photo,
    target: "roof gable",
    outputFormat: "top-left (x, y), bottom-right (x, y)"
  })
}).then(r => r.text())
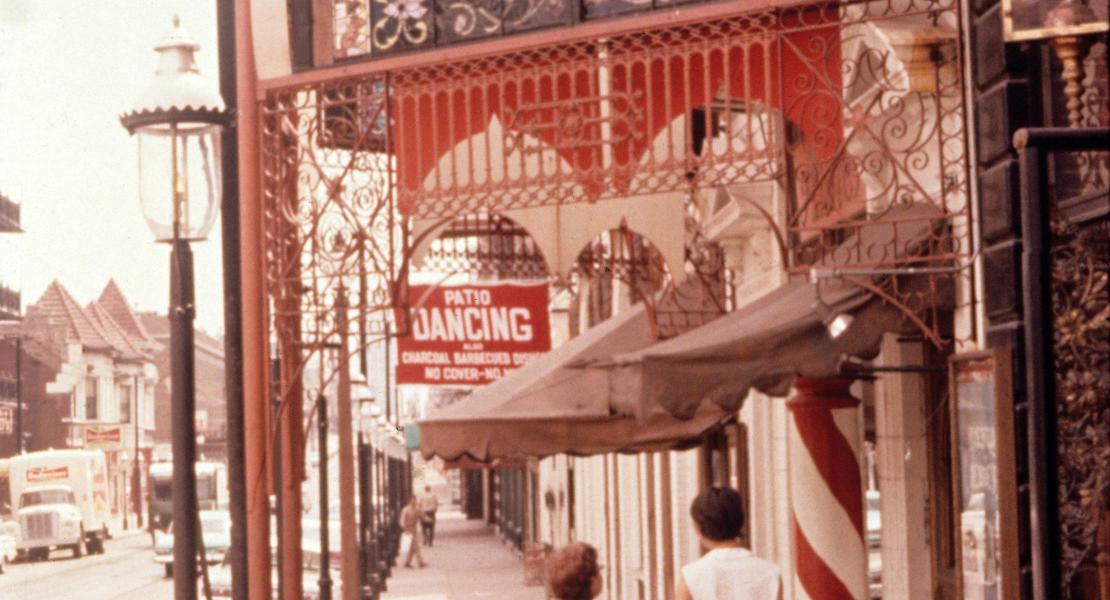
top-left (31, 281), bottom-right (111, 351)
top-left (86, 300), bottom-right (146, 361)
top-left (98, 279), bottom-right (159, 350)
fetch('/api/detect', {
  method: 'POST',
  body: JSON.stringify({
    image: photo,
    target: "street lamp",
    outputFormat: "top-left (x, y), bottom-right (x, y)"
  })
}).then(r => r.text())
top-left (120, 14), bottom-right (229, 600)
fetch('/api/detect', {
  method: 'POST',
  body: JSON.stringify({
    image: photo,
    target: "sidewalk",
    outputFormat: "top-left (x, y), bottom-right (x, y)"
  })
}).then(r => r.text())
top-left (382, 511), bottom-right (546, 600)
top-left (109, 513), bottom-right (151, 541)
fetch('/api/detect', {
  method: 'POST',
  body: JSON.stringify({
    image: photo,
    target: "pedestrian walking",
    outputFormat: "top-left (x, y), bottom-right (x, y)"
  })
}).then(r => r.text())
top-left (548, 542), bottom-right (603, 600)
top-left (399, 496), bottom-right (428, 568)
top-left (419, 484), bottom-right (439, 546)
top-left (677, 486), bottom-right (781, 600)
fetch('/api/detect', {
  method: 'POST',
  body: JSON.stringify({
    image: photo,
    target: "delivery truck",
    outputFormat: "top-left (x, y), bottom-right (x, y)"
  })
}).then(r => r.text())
top-left (8, 449), bottom-right (111, 560)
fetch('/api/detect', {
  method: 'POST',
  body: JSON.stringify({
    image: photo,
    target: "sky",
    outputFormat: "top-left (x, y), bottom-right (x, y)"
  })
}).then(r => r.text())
top-left (0, 0), bottom-right (227, 335)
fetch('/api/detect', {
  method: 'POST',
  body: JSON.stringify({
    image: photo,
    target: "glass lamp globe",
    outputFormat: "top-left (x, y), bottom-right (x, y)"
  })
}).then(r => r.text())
top-left (120, 15), bottom-right (229, 242)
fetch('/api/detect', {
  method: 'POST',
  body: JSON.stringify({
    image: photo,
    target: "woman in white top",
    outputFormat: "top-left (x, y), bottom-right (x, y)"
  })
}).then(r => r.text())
top-left (677, 487), bottom-right (781, 600)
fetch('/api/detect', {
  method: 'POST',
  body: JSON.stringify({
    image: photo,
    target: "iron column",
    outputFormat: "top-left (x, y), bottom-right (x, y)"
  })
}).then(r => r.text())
top-left (170, 239), bottom-right (199, 600)
top-left (318, 394), bottom-right (333, 600)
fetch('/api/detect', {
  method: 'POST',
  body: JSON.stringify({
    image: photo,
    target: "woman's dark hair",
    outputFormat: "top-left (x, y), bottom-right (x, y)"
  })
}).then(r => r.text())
top-left (548, 542), bottom-right (600, 600)
top-left (690, 486), bottom-right (745, 542)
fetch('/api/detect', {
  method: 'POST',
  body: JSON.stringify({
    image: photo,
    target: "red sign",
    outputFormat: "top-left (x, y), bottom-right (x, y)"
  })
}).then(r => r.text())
top-left (27, 466), bottom-right (69, 482)
top-left (85, 427), bottom-right (121, 444)
top-left (396, 282), bottom-right (552, 385)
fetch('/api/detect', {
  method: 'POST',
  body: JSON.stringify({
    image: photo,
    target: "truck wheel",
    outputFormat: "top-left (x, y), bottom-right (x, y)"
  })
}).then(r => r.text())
top-left (73, 527), bottom-right (87, 558)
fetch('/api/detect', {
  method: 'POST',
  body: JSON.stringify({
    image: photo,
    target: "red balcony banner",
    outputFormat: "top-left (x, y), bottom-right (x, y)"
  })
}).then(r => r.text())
top-left (396, 281), bottom-right (552, 385)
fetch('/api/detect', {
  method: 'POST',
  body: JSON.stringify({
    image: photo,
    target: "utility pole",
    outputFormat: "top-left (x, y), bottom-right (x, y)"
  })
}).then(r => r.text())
top-left (133, 375), bottom-right (142, 528)
top-left (217, 0), bottom-right (248, 595)
top-left (15, 336), bottom-right (23, 454)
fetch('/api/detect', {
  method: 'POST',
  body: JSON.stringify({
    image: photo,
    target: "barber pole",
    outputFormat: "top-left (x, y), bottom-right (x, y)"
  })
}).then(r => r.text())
top-left (788, 377), bottom-right (867, 600)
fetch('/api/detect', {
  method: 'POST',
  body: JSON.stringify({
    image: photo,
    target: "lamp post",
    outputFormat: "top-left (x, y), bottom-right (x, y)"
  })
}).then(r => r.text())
top-left (120, 15), bottom-right (229, 600)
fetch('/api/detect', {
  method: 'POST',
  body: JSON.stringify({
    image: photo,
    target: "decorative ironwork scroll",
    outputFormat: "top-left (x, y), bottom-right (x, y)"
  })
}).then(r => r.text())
top-left (261, 74), bottom-right (402, 415)
top-left (569, 221), bottom-right (726, 339)
top-left (390, 7), bottom-right (840, 217)
top-left (371, 0), bottom-right (436, 54)
top-left (435, 0), bottom-right (503, 45)
top-left (1049, 156), bottom-right (1110, 598)
top-left (417, 213), bottom-right (548, 279)
top-left (284, 0), bottom-right (975, 357)
top-left (502, 0), bottom-right (576, 34)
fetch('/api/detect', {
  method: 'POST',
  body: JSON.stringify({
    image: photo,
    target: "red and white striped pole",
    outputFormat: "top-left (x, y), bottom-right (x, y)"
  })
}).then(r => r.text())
top-left (788, 377), bottom-right (867, 600)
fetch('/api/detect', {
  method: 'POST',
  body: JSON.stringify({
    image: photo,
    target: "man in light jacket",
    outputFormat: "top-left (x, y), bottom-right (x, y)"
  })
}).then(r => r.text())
top-left (419, 485), bottom-right (440, 546)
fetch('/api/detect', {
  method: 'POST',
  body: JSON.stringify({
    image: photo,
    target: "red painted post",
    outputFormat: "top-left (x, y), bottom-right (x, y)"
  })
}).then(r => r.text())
top-left (787, 377), bottom-right (867, 600)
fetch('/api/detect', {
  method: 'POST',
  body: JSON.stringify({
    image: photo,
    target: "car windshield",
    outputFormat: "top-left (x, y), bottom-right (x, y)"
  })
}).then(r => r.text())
top-left (153, 480), bottom-right (172, 501)
top-left (20, 489), bottom-right (75, 508)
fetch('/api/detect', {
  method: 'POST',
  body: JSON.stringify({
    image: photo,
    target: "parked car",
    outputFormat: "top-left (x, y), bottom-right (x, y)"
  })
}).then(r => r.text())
top-left (154, 510), bottom-right (232, 578)
top-left (0, 525), bottom-right (17, 574)
top-left (208, 538), bottom-right (341, 600)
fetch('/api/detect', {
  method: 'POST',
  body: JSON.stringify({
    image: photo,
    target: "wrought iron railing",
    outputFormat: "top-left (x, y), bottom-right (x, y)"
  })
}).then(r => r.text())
top-left (261, 0), bottom-right (975, 411)
top-left (332, 0), bottom-right (718, 60)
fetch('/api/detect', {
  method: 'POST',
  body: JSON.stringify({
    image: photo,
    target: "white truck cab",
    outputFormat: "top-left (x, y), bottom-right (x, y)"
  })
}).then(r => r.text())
top-left (9, 449), bottom-right (111, 560)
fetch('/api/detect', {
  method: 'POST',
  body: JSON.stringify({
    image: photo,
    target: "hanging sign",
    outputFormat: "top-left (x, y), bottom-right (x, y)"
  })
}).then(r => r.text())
top-left (396, 281), bottom-right (551, 385)
top-left (85, 427), bottom-right (122, 447)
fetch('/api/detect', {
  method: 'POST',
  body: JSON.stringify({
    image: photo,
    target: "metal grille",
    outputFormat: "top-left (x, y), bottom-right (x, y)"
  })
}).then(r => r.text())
top-left (417, 213), bottom-right (548, 280)
top-left (1049, 153), bottom-right (1110, 598)
top-left (21, 513), bottom-right (57, 540)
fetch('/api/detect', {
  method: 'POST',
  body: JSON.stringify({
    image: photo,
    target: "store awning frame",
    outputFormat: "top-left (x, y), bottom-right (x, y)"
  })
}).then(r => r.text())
top-left (595, 203), bottom-right (946, 421)
top-left (418, 279), bottom-right (732, 462)
top-left (599, 277), bottom-right (907, 422)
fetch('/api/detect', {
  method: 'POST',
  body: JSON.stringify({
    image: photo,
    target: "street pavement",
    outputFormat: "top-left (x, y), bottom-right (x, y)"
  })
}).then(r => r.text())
top-left (381, 511), bottom-right (545, 600)
top-left (0, 529), bottom-right (172, 600)
top-left (0, 511), bottom-right (545, 600)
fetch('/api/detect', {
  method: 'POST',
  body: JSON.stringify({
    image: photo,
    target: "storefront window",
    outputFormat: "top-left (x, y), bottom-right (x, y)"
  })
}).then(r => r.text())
top-left (951, 354), bottom-right (1005, 599)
